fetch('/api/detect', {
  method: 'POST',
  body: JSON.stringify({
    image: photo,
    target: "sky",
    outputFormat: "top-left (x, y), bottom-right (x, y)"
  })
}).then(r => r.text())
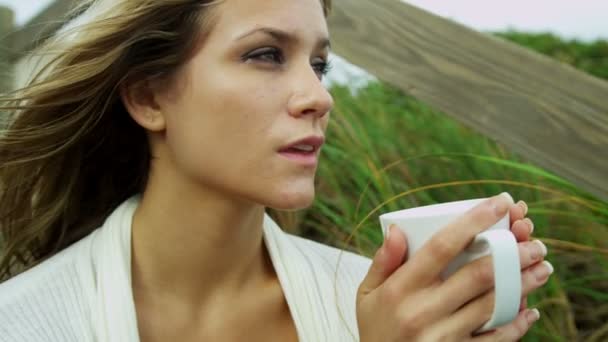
top-left (1, 0), bottom-right (607, 85)
top-left (405, 0), bottom-right (608, 41)
top-left (1, 0), bottom-right (607, 41)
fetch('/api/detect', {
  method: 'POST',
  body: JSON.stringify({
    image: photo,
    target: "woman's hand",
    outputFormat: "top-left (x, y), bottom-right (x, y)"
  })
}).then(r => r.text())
top-left (508, 197), bottom-right (539, 312)
top-left (357, 193), bottom-right (552, 341)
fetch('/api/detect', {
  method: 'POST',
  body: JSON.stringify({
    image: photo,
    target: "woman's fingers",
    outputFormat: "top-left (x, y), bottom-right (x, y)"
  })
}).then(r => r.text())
top-left (435, 259), bottom-right (552, 339)
top-left (510, 200), bottom-right (528, 222)
top-left (519, 297), bottom-right (527, 312)
top-left (509, 200), bottom-right (527, 225)
top-left (431, 239), bottom-right (548, 316)
top-left (434, 290), bottom-right (537, 340)
top-left (511, 217), bottom-right (534, 242)
top-left (522, 260), bottom-right (554, 291)
top-left (357, 225), bottom-right (408, 298)
top-left (431, 289), bottom-right (497, 338)
top-left (520, 240), bottom-right (547, 267)
top-left (509, 200), bottom-right (533, 242)
top-left (473, 308), bottom-right (540, 342)
top-left (394, 193), bottom-right (515, 290)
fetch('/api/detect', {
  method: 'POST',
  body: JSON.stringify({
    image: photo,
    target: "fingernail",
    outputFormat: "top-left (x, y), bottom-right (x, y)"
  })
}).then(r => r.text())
top-left (526, 308), bottom-right (540, 324)
top-left (531, 240), bottom-right (547, 258)
top-left (494, 192), bottom-right (514, 215)
top-left (542, 260), bottom-right (554, 275)
top-left (534, 260), bottom-right (554, 280)
top-left (517, 200), bottom-right (528, 216)
top-left (500, 192), bottom-right (514, 204)
top-left (385, 224), bottom-right (394, 242)
top-left (524, 217), bottom-right (534, 234)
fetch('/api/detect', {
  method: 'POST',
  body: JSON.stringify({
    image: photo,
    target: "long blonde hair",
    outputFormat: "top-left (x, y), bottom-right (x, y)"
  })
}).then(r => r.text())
top-left (0, 0), bottom-right (332, 281)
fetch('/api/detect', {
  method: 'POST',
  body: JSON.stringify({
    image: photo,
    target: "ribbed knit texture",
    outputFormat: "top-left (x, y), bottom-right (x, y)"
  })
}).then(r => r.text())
top-left (0, 206), bottom-right (371, 342)
top-left (0, 240), bottom-right (94, 341)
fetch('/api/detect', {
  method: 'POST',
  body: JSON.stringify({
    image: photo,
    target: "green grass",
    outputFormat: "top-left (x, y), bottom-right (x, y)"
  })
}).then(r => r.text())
top-left (268, 32), bottom-right (608, 341)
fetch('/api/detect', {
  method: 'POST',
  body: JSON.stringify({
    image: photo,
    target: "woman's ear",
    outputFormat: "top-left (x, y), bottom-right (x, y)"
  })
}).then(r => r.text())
top-left (120, 79), bottom-right (166, 132)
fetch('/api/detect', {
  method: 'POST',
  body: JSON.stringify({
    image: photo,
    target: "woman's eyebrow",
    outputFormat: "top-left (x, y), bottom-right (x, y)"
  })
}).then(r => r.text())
top-left (234, 27), bottom-right (331, 50)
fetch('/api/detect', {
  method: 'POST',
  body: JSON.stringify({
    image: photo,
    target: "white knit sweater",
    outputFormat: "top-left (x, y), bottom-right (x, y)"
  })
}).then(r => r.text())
top-left (0, 197), bottom-right (372, 341)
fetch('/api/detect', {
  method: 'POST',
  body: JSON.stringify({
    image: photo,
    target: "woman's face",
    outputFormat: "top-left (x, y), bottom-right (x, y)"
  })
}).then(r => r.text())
top-left (153, 0), bottom-right (333, 210)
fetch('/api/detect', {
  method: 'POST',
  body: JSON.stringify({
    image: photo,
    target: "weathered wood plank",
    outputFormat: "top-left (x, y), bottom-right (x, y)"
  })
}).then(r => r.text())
top-left (0, 6), bottom-right (15, 93)
top-left (328, 0), bottom-right (608, 201)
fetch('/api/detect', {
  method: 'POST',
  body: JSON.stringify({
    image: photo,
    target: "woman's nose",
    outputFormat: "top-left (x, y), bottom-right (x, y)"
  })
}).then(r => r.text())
top-left (287, 67), bottom-right (334, 119)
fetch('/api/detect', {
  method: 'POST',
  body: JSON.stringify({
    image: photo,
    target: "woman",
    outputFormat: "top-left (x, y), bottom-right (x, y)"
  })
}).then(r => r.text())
top-left (0, 0), bottom-right (552, 341)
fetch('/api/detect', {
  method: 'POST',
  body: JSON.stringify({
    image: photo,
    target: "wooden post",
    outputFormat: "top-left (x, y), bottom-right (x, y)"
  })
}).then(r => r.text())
top-left (0, 5), bottom-right (15, 93)
top-left (0, 6), bottom-right (15, 130)
top-left (328, 0), bottom-right (608, 201)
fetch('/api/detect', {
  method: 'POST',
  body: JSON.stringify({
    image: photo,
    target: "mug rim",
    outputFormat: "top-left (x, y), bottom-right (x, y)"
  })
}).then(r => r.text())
top-left (379, 197), bottom-right (487, 220)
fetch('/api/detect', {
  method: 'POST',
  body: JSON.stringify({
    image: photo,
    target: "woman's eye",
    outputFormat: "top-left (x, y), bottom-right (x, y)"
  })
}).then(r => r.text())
top-left (243, 48), bottom-right (332, 79)
top-left (313, 59), bottom-right (333, 77)
top-left (246, 48), bottom-right (284, 64)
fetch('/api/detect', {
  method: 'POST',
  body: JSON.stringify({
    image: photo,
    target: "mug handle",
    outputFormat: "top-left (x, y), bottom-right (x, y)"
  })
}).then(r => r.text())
top-left (474, 229), bottom-right (521, 333)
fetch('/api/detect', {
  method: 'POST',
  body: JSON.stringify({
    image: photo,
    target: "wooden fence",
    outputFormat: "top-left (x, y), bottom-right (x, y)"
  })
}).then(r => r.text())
top-left (0, 6), bottom-right (15, 94)
top-left (1, 0), bottom-right (607, 201)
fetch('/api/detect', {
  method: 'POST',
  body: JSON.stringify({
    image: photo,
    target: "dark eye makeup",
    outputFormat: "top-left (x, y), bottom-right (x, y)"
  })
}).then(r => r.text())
top-left (243, 47), bottom-right (333, 77)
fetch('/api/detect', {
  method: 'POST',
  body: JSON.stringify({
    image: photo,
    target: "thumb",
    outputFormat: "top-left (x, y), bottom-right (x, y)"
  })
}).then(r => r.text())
top-left (358, 224), bottom-right (408, 297)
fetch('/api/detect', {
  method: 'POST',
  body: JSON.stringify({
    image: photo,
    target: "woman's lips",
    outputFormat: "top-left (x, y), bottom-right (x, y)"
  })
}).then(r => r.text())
top-left (278, 148), bottom-right (318, 167)
top-left (277, 135), bottom-right (324, 167)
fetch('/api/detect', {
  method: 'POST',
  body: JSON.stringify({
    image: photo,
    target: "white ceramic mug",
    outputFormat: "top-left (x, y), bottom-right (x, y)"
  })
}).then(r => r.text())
top-left (379, 196), bottom-right (521, 332)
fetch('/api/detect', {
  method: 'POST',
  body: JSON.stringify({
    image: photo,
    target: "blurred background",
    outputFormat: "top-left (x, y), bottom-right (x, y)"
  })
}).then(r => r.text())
top-left (1, 1), bottom-right (607, 341)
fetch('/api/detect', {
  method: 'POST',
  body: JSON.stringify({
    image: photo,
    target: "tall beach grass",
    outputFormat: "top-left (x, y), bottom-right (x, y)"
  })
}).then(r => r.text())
top-left (269, 32), bottom-right (608, 340)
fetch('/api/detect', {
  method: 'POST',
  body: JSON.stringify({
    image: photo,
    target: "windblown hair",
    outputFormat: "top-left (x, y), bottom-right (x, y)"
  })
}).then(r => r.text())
top-left (0, 0), bottom-right (332, 281)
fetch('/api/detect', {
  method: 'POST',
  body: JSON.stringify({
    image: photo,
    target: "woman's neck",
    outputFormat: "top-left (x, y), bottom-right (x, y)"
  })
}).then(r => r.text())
top-left (130, 170), bottom-right (276, 309)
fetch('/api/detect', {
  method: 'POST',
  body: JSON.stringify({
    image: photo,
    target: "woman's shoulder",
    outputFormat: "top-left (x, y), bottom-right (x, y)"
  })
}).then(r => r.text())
top-left (0, 233), bottom-right (90, 296)
top-left (0, 235), bottom-right (94, 342)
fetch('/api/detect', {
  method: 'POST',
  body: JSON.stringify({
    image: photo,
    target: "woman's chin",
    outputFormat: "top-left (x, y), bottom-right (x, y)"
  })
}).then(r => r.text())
top-left (266, 187), bottom-right (316, 211)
